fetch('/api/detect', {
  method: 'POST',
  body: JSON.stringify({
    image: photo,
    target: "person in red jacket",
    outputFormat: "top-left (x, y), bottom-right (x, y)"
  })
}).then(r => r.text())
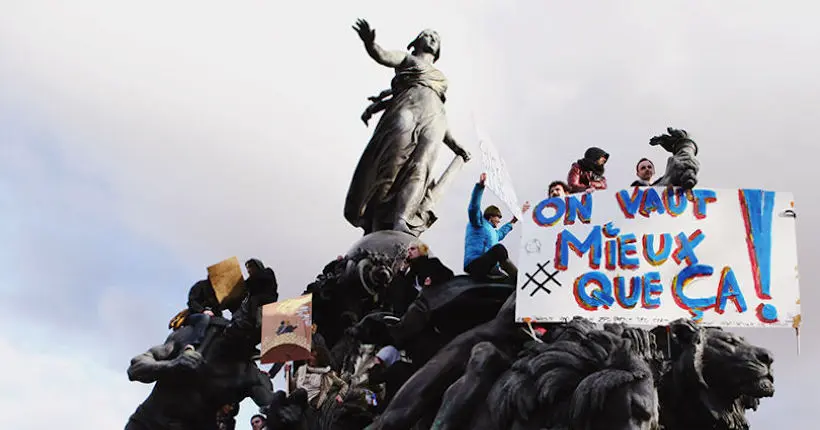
top-left (567, 147), bottom-right (609, 193)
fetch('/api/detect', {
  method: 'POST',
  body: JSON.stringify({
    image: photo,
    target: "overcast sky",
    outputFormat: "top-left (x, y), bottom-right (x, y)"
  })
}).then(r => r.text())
top-left (1, 1), bottom-right (818, 428)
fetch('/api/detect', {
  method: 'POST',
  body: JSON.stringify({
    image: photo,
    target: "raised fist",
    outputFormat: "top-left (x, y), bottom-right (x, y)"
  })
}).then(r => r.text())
top-left (649, 127), bottom-right (693, 154)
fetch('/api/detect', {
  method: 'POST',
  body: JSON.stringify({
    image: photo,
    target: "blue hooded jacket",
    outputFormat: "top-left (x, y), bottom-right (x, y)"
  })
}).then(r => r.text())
top-left (463, 183), bottom-right (514, 270)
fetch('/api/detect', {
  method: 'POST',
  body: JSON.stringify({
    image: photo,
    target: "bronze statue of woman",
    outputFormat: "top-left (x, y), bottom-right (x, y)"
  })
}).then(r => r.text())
top-left (344, 19), bottom-right (470, 237)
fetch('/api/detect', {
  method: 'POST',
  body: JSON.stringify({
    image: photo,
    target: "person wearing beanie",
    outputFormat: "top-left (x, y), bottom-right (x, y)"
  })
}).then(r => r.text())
top-left (567, 147), bottom-right (609, 193)
top-left (463, 172), bottom-right (530, 282)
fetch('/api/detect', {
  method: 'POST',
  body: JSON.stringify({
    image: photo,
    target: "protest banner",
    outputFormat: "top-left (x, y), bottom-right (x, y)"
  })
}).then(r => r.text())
top-left (516, 187), bottom-right (800, 328)
top-left (260, 294), bottom-right (313, 364)
top-left (207, 256), bottom-right (246, 305)
top-left (476, 126), bottom-right (523, 219)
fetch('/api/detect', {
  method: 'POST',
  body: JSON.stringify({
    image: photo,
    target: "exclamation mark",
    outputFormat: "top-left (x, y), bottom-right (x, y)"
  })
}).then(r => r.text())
top-left (738, 189), bottom-right (777, 323)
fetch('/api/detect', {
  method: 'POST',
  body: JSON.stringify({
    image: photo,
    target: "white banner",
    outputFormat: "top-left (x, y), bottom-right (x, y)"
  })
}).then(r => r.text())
top-left (516, 187), bottom-right (801, 328)
top-left (476, 127), bottom-right (522, 219)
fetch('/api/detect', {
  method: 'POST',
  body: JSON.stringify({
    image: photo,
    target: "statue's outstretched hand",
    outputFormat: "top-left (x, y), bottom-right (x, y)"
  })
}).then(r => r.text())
top-left (353, 19), bottom-right (376, 46)
top-left (173, 348), bottom-right (204, 371)
top-left (458, 147), bottom-right (471, 162)
top-left (649, 127), bottom-right (691, 154)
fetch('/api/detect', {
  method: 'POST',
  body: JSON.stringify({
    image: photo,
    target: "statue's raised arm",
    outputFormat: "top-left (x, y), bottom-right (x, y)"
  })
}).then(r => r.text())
top-left (353, 19), bottom-right (408, 68)
top-left (650, 127), bottom-right (700, 189)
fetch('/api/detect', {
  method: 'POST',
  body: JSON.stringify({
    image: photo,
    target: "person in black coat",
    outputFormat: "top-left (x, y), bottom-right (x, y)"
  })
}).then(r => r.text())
top-left (359, 242), bottom-right (455, 392)
top-left (385, 242), bottom-right (454, 317)
top-left (186, 277), bottom-right (222, 348)
top-left (228, 258), bottom-right (280, 336)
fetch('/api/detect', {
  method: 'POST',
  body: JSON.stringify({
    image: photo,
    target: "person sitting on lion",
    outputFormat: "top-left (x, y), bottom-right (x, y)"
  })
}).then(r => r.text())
top-left (464, 172), bottom-right (530, 282)
top-left (228, 258), bottom-right (278, 331)
top-left (356, 240), bottom-right (455, 388)
top-left (185, 275), bottom-right (223, 348)
top-left (385, 240), bottom-right (454, 317)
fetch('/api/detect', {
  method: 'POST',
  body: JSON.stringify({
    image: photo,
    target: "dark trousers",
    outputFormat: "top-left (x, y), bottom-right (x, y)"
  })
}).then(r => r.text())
top-left (465, 244), bottom-right (509, 279)
top-left (187, 313), bottom-right (211, 346)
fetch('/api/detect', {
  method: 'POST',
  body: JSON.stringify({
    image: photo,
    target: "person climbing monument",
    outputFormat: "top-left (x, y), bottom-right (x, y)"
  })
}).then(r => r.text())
top-left (226, 258), bottom-right (279, 337)
top-left (289, 339), bottom-right (348, 409)
top-left (185, 275), bottom-right (223, 348)
top-left (567, 147), bottom-right (609, 193)
top-left (631, 157), bottom-right (656, 186)
top-left (464, 172), bottom-right (530, 282)
top-left (360, 240), bottom-right (456, 385)
top-left (547, 180), bottom-right (569, 198)
top-left (385, 241), bottom-right (454, 316)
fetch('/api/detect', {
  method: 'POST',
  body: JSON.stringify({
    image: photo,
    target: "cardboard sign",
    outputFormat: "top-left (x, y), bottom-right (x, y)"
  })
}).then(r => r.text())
top-left (207, 256), bottom-right (246, 304)
top-left (260, 294), bottom-right (313, 364)
top-left (516, 187), bottom-right (800, 328)
top-left (476, 127), bottom-right (523, 219)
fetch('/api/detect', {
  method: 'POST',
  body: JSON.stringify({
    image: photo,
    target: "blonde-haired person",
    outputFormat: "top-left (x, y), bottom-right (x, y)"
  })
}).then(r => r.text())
top-left (387, 241), bottom-right (454, 316)
top-left (362, 240), bottom-right (455, 387)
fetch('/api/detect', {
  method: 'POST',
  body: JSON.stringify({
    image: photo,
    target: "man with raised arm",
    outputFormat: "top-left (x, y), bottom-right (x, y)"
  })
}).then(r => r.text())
top-left (464, 173), bottom-right (530, 282)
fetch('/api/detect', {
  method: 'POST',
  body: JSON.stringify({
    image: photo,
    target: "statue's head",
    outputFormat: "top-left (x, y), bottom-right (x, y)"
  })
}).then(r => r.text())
top-left (408, 29), bottom-right (441, 62)
top-left (700, 327), bottom-right (775, 400)
top-left (655, 319), bottom-right (775, 428)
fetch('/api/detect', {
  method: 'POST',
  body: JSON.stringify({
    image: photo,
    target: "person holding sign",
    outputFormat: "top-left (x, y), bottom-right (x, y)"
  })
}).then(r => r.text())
top-left (464, 173), bottom-right (530, 283)
top-left (566, 147), bottom-right (609, 193)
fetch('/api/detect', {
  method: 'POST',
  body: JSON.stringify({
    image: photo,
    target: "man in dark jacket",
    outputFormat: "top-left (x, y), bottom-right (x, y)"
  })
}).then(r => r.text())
top-left (386, 241), bottom-right (454, 316)
top-left (186, 276), bottom-right (222, 348)
top-left (355, 242), bottom-right (456, 388)
top-left (228, 258), bottom-right (279, 337)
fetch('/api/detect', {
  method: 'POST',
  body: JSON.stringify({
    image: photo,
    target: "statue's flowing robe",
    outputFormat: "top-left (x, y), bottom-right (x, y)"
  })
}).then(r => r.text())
top-left (344, 56), bottom-right (449, 232)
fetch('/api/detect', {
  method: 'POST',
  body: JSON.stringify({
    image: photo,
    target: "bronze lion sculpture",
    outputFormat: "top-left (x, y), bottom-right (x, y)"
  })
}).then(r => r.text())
top-left (652, 319), bottom-right (775, 430)
top-left (468, 319), bottom-right (659, 430)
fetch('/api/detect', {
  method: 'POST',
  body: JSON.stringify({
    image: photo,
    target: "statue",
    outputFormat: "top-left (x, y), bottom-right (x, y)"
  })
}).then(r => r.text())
top-left (367, 290), bottom-right (526, 430)
top-left (124, 321), bottom-right (274, 430)
top-left (651, 319), bottom-right (775, 430)
top-left (475, 321), bottom-right (660, 430)
top-left (344, 19), bottom-right (471, 237)
top-left (430, 341), bottom-right (512, 430)
top-left (649, 127), bottom-right (700, 189)
top-left (125, 260), bottom-right (280, 430)
top-left (121, 10), bottom-right (778, 425)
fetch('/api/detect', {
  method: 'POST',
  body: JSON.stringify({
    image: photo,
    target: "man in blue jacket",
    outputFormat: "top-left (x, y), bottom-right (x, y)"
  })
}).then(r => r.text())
top-left (464, 173), bottom-right (530, 282)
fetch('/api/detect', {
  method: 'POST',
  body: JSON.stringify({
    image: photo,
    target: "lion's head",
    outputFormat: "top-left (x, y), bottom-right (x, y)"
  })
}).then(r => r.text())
top-left (653, 319), bottom-right (775, 430)
top-left (488, 322), bottom-right (659, 430)
top-left (701, 328), bottom-right (775, 401)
